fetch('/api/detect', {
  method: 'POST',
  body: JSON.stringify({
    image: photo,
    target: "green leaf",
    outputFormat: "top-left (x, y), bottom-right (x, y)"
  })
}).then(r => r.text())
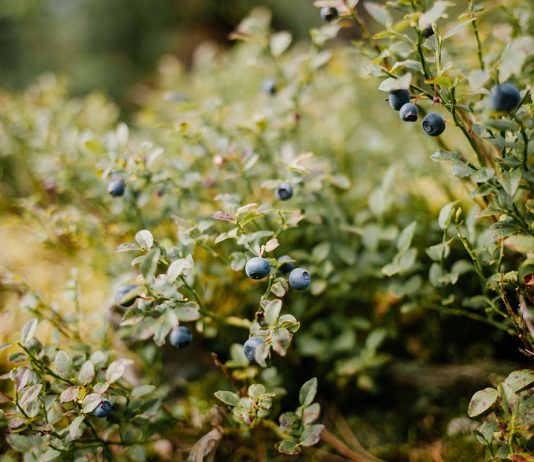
top-left (131, 384), bottom-right (156, 399)
top-left (504, 370), bottom-right (534, 393)
top-left (364, 2), bottom-right (392, 27)
top-left (135, 229), bottom-right (154, 249)
top-left (500, 169), bottom-right (522, 197)
top-left (77, 360), bottom-right (95, 385)
top-left (20, 318), bottom-right (38, 345)
top-left (141, 247), bottom-right (161, 281)
top-left (167, 256), bottom-right (194, 282)
top-left (248, 384), bottom-right (266, 399)
top-left (397, 222), bottom-right (416, 252)
top-left (106, 358), bottom-right (133, 384)
top-left (271, 328), bottom-right (291, 356)
top-left (418, 1), bottom-right (454, 28)
top-left (431, 150), bottom-right (462, 163)
top-left (60, 386), bottom-right (79, 403)
top-left (69, 415), bottom-right (85, 440)
top-left (450, 161), bottom-right (475, 178)
top-left (426, 241), bottom-right (451, 261)
top-left (175, 303), bottom-right (200, 322)
top-left (499, 36), bottom-right (534, 81)
top-left (7, 434), bottom-right (32, 451)
top-left (54, 350), bottom-right (72, 378)
top-left (468, 387), bottom-right (498, 417)
top-left (19, 383), bottom-right (42, 407)
top-left (262, 299), bottom-right (282, 325)
top-left (300, 424), bottom-right (324, 447)
top-left (276, 439), bottom-right (300, 455)
top-left (365, 328), bottom-right (387, 351)
top-left (443, 19), bottom-right (475, 39)
top-left (299, 377), bottom-right (317, 406)
top-left (378, 73), bottom-right (412, 92)
top-left (471, 168), bottom-right (495, 183)
top-left (270, 31), bottom-right (292, 56)
top-left (438, 202), bottom-right (457, 230)
top-left (114, 243), bottom-right (140, 253)
top-left (484, 119), bottom-right (519, 132)
top-left (82, 393), bottom-right (103, 413)
top-left (302, 402), bottom-right (321, 425)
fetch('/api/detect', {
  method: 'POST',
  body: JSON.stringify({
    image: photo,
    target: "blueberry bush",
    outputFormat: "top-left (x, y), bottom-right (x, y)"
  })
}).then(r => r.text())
top-left (0, 1), bottom-right (533, 460)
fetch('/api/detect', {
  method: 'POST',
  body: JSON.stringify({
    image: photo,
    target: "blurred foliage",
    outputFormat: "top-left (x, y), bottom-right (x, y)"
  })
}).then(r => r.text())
top-left (0, 0), bottom-right (319, 106)
top-left (0, 0), bottom-right (532, 460)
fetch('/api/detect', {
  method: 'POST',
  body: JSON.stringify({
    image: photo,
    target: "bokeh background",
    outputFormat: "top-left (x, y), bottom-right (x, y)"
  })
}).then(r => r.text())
top-left (0, 0), bottom-right (321, 108)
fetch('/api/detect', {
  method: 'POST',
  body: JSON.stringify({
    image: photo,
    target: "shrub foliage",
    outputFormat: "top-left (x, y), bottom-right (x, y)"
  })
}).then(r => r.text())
top-left (0, 0), bottom-right (533, 460)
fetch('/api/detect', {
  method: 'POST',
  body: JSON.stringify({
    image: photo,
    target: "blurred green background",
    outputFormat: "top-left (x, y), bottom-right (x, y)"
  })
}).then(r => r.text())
top-left (0, 0), bottom-right (319, 107)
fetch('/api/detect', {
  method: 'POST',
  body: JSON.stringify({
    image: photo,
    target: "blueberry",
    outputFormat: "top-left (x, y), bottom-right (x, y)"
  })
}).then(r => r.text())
top-left (288, 268), bottom-right (311, 290)
top-left (262, 78), bottom-right (277, 96)
top-left (108, 178), bottom-right (125, 197)
top-left (399, 103), bottom-right (418, 122)
top-left (245, 257), bottom-right (271, 280)
top-left (422, 25), bottom-right (434, 38)
top-left (388, 89), bottom-right (411, 111)
top-left (114, 284), bottom-right (139, 307)
top-left (489, 83), bottom-right (521, 113)
top-left (169, 326), bottom-right (193, 348)
top-left (278, 255), bottom-right (295, 275)
top-left (422, 112), bottom-right (446, 136)
top-left (276, 183), bottom-right (293, 201)
top-left (320, 6), bottom-right (338, 22)
top-left (243, 337), bottom-right (264, 363)
top-left (93, 398), bottom-right (112, 418)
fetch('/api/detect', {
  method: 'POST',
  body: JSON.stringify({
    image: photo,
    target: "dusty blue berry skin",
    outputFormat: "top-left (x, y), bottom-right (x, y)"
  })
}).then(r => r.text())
top-left (320, 6), bottom-right (338, 22)
top-left (169, 326), bottom-right (193, 348)
top-left (276, 183), bottom-right (293, 201)
top-left (108, 178), bottom-right (125, 197)
top-left (489, 83), bottom-right (521, 113)
top-left (245, 257), bottom-right (271, 280)
top-left (422, 26), bottom-right (434, 38)
top-left (278, 255), bottom-right (295, 275)
top-left (288, 268), bottom-right (311, 290)
top-left (422, 112), bottom-right (446, 136)
top-left (388, 89), bottom-right (411, 110)
top-left (115, 284), bottom-right (138, 307)
top-left (244, 337), bottom-right (264, 363)
top-left (93, 399), bottom-right (112, 418)
top-left (262, 78), bottom-right (277, 96)
top-left (399, 103), bottom-right (418, 122)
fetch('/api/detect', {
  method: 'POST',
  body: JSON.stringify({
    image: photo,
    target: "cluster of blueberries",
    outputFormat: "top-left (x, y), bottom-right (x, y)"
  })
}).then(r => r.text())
top-left (388, 82), bottom-right (521, 136)
top-left (388, 89), bottom-right (446, 137)
top-left (113, 254), bottom-right (309, 373)
top-left (243, 255), bottom-right (311, 363)
top-left (317, 6), bottom-right (522, 138)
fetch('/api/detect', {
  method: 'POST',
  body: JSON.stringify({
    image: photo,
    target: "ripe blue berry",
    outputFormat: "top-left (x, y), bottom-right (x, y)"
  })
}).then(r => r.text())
top-left (320, 6), bottom-right (338, 22)
top-left (278, 255), bottom-right (295, 275)
top-left (422, 25), bottom-right (434, 38)
top-left (262, 78), bottom-right (277, 96)
top-left (114, 284), bottom-right (138, 307)
top-left (244, 337), bottom-right (264, 363)
top-left (388, 89), bottom-right (411, 110)
top-left (288, 268), bottom-right (311, 290)
top-left (245, 257), bottom-right (271, 280)
top-left (422, 112), bottom-right (446, 136)
top-left (489, 83), bottom-right (521, 113)
top-left (169, 326), bottom-right (193, 348)
top-left (399, 103), bottom-right (418, 122)
top-left (93, 398), bottom-right (112, 418)
top-left (276, 183), bottom-right (293, 201)
top-left (108, 178), bottom-right (125, 197)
